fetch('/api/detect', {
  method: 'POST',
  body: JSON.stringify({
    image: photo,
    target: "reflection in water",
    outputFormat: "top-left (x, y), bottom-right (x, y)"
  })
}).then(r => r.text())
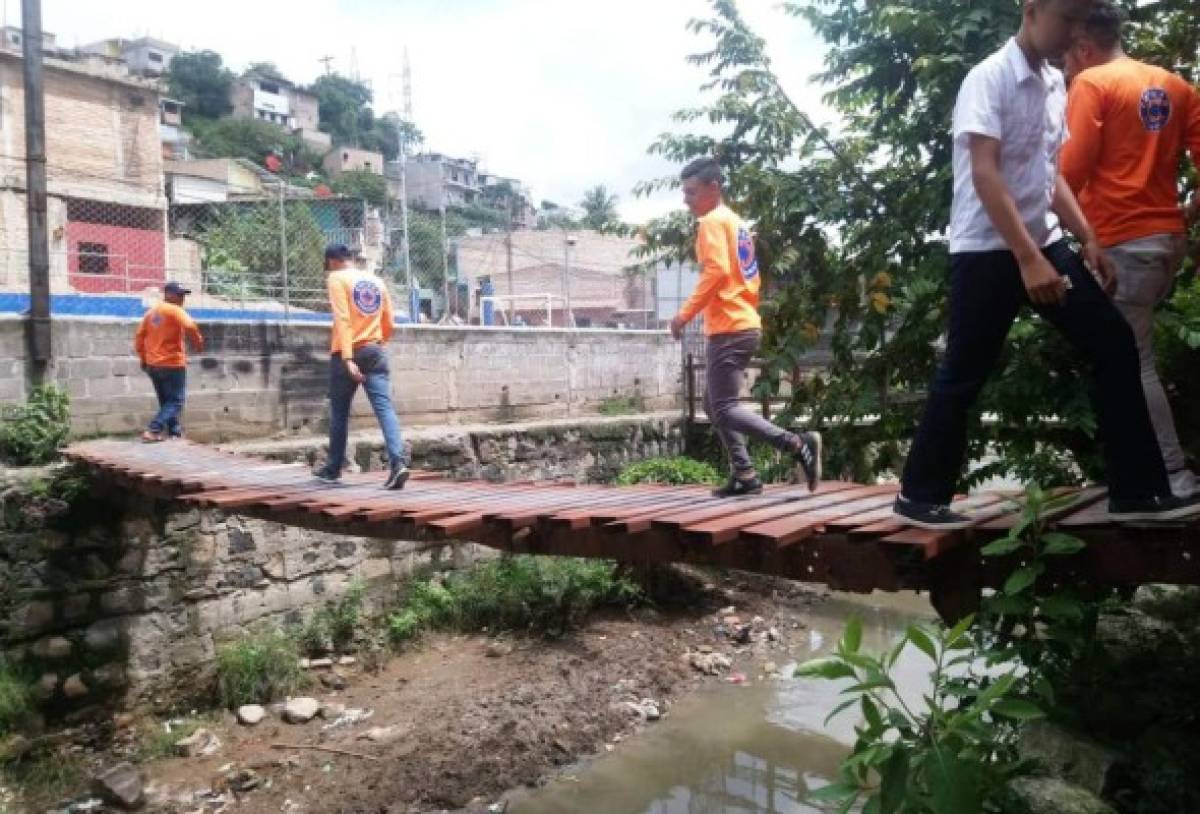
top-left (509, 592), bottom-right (933, 814)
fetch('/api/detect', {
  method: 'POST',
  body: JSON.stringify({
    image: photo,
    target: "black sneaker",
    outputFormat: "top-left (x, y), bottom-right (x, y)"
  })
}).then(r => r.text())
top-left (792, 431), bottom-right (823, 492)
top-left (1108, 493), bottom-right (1200, 523)
top-left (712, 475), bottom-right (763, 499)
top-left (384, 463), bottom-right (411, 491)
top-left (893, 495), bottom-right (973, 530)
top-left (313, 468), bottom-right (341, 485)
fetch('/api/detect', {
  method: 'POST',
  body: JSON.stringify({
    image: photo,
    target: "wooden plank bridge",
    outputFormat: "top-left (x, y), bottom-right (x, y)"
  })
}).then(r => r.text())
top-left (65, 440), bottom-right (1200, 621)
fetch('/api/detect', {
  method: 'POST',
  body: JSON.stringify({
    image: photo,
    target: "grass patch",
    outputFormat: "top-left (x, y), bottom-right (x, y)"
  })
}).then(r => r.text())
top-left (598, 393), bottom-right (645, 416)
top-left (215, 629), bottom-right (307, 709)
top-left (298, 580), bottom-right (366, 657)
top-left (615, 456), bottom-right (721, 486)
top-left (133, 717), bottom-right (206, 762)
top-left (1, 750), bottom-right (87, 810)
top-left (388, 556), bottom-right (642, 645)
top-left (0, 664), bottom-right (34, 737)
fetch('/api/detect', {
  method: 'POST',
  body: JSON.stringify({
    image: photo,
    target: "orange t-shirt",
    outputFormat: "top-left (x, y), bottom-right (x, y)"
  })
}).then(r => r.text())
top-left (678, 204), bottom-right (762, 336)
top-left (328, 268), bottom-right (394, 359)
top-left (1062, 57), bottom-right (1200, 247)
top-left (134, 302), bottom-right (203, 368)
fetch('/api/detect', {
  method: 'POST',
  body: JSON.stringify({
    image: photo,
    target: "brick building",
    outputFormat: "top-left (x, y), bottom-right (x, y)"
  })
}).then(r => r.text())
top-left (0, 41), bottom-right (168, 296)
top-left (229, 70), bottom-right (330, 153)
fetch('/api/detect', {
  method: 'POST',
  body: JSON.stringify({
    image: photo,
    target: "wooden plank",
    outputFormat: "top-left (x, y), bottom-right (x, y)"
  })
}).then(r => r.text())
top-left (739, 489), bottom-right (900, 547)
top-left (681, 485), bottom-right (892, 545)
top-left (649, 481), bottom-right (861, 532)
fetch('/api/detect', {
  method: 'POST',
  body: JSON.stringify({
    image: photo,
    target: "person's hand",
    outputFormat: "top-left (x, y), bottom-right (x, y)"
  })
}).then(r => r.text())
top-left (1019, 252), bottom-right (1068, 306)
top-left (1081, 238), bottom-right (1118, 296)
top-left (669, 315), bottom-right (686, 341)
top-left (345, 359), bottom-right (365, 384)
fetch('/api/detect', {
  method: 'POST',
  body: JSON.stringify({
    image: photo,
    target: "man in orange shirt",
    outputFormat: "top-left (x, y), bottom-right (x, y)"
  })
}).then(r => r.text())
top-left (1062, 1), bottom-right (1200, 497)
top-left (669, 157), bottom-right (822, 497)
top-left (315, 244), bottom-right (409, 490)
top-left (134, 281), bottom-right (204, 442)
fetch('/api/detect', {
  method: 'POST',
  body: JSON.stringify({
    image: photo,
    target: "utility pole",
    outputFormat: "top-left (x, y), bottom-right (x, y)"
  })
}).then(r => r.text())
top-left (22, 0), bottom-right (49, 384)
top-left (562, 233), bottom-right (575, 328)
top-left (504, 198), bottom-right (514, 323)
top-left (318, 55), bottom-right (335, 75)
top-left (400, 49), bottom-right (416, 319)
top-left (439, 203), bottom-right (450, 320)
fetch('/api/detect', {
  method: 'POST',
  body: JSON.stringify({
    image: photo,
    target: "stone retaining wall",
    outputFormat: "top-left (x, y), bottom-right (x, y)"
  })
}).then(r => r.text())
top-left (0, 415), bottom-right (685, 716)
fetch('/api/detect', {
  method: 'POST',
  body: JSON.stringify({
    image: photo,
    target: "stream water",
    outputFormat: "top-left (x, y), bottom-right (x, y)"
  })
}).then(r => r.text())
top-left (508, 591), bottom-right (935, 814)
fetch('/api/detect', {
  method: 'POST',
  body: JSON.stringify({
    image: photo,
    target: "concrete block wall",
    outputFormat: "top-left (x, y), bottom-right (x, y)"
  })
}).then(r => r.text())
top-left (0, 317), bottom-right (681, 441)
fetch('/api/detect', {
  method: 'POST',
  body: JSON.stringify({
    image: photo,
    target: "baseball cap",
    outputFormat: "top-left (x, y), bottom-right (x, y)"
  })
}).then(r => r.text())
top-left (325, 244), bottom-right (354, 261)
top-left (163, 281), bottom-right (192, 296)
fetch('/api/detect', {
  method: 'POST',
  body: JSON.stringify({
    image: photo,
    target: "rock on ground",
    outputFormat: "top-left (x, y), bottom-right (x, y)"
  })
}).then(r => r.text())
top-left (237, 705), bottom-right (266, 726)
top-left (92, 763), bottom-right (145, 810)
top-left (282, 697), bottom-right (321, 724)
top-left (174, 728), bottom-right (221, 758)
top-left (1017, 722), bottom-right (1118, 796)
top-left (1003, 777), bottom-right (1117, 814)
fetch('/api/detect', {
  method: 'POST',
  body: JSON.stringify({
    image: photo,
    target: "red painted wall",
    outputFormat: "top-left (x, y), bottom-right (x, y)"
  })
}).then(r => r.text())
top-left (66, 222), bottom-right (165, 294)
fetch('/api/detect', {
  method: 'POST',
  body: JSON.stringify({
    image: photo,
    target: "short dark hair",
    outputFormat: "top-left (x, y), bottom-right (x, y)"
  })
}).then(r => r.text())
top-left (1082, 1), bottom-right (1124, 50)
top-left (680, 157), bottom-right (724, 186)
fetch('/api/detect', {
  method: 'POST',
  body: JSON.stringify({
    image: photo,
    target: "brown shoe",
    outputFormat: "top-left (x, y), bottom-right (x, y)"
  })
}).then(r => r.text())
top-left (140, 430), bottom-right (164, 443)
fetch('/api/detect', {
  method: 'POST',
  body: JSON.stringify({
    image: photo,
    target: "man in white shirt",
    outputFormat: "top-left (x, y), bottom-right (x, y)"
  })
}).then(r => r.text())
top-left (894, 0), bottom-right (1200, 528)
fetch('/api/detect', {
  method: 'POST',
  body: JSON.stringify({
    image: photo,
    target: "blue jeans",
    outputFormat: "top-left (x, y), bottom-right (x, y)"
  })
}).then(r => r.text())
top-left (326, 344), bottom-right (406, 474)
top-left (147, 366), bottom-right (186, 437)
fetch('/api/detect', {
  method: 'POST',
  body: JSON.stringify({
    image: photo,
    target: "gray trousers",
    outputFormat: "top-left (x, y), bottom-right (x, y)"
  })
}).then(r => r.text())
top-left (704, 330), bottom-right (798, 475)
top-left (1106, 233), bottom-right (1190, 476)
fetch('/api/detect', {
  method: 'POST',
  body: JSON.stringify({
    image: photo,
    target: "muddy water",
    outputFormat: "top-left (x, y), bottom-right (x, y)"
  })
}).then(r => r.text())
top-left (508, 591), bottom-right (935, 814)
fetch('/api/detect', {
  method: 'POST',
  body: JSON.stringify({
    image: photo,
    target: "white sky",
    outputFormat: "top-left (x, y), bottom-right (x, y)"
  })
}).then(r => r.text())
top-left (36, 0), bottom-right (835, 224)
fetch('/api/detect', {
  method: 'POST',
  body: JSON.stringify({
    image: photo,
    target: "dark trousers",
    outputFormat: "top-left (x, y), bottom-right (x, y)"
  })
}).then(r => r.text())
top-left (146, 366), bottom-right (186, 437)
top-left (704, 330), bottom-right (798, 475)
top-left (901, 240), bottom-right (1169, 504)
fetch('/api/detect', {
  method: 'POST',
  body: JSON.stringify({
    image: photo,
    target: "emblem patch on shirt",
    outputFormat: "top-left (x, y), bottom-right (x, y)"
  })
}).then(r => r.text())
top-left (151, 314), bottom-right (163, 327)
top-left (737, 228), bottom-right (759, 281)
top-left (1139, 88), bottom-right (1171, 132)
top-left (352, 280), bottom-right (383, 315)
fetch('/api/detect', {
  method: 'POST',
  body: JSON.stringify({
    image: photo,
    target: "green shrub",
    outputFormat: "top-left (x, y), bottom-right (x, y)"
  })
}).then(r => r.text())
top-left (0, 663), bottom-right (33, 736)
top-left (1157, 276), bottom-right (1200, 462)
top-left (215, 630), bottom-right (305, 708)
top-left (615, 457), bottom-right (721, 486)
top-left (598, 393), bottom-right (645, 416)
top-left (299, 581), bottom-right (366, 656)
top-left (386, 556), bottom-right (643, 645)
top-left (0, 387), bottom-right (71, 466)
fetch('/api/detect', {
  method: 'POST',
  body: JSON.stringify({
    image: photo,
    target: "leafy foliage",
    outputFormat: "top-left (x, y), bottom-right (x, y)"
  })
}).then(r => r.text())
top-left (166, 50), bottom-right (234, 120)
top-left (0, 386), bottom-right (71, 466)
top-left (299, 581), bottom-right (367, 656)
top-left (0, 661), bottom-right (34, 736)
top-left (387, 556), bottom-right (642, 644)
top-left (198, 201), bottom-right (327, 309)
top-left (1156, 276), bottom-right (1200, 462)
top-left (332, 170), bottom-right (389, 208)
top-left (641, 0), bottom-right (1197, 489)
top-left (615, 456), bottom-right (722, 486)
top-left (797, 486), bottom-right (1098, 813)
top-left (309, 75), bottom-right (417, 161)
top-left (215, 629), bottom-right (307, 708)
top-left (579, 185), bottom-right (622, 232)
top-left (187, 117), bottom-right (324, 175)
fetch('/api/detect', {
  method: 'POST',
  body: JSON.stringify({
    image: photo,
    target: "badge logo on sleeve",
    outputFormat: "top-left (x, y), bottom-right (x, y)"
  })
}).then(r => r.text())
top-left (352, 280), bottom-right (383, 315)
top-left (1140, 88), bottom-right (1171, 132)
top-left (737, 228), bottom-right (759, 281)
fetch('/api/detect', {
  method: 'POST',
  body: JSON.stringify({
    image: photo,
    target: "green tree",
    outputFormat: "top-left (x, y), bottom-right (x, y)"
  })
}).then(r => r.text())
top-left (640, 0), bottom-right (1197, 486)
top-left (166, 50), bottom-right (234, 120)
top-left (332, 170), bottom-right (388, 208)
top-left (309, 74), bottom-right (407, 160)
top-left (538, 201), bottom-right (580, 231)
top-left (245, 62), bottom-right (289, 83)
top-left (188, 118), bottom-right (323, 175)
top-left (579, 185), bottom-right (621, 232)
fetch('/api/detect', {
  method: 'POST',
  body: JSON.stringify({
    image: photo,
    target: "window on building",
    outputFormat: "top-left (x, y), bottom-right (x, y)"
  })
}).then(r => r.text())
top-left (364, 162), bottom-right (372, 171)
top-left (9, 33), bottom-right (20, 46)
top-left (148, 51), bottom-right (163, 63)
top-left (259, 81), bottom-right (281, 95)
top-left (78, 243), bottom-right (110, 275)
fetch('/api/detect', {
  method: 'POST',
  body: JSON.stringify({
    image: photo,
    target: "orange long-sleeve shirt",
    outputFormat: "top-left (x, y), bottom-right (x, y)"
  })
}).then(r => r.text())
top-left (1062, 57), bottom-right (1200, 247)
top-left (134, 302), bottom-right (203, 368)
top-left (328, 268), bottom-right (394, 360)
top-left (677, 204), bottom-right (762, 336)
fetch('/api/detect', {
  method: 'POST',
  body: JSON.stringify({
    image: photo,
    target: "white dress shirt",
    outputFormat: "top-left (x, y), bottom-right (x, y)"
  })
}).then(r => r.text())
top-left (949, 38), bottom-right (1068, 254)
